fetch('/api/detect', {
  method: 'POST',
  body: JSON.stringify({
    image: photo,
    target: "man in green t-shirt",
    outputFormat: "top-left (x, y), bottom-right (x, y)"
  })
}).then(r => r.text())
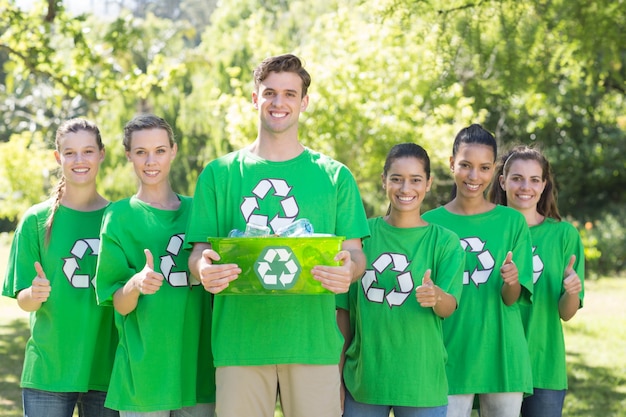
top-left (186, 54), bottom-right (370, 417)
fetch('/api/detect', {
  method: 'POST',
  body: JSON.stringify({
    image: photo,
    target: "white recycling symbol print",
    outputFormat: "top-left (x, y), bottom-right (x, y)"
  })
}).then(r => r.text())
top-left (362, 253), bottom-right (414, 308)
top-left (160, 234), bottom-right (199, 287)
top-left (241, 178), bottom-right (299, 233)
top-left (532, 246), bottom-right (544, 284)
top-left (254, 246), bottom-right (301, 290)
top-left (460, 237), bottom-right (495, 286)
top-left (63, 238), bottom-right (100, 288)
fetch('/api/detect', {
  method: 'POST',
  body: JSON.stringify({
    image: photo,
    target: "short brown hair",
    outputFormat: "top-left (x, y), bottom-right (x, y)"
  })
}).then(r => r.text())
top-left (253, 54), bottom-right (311, 97)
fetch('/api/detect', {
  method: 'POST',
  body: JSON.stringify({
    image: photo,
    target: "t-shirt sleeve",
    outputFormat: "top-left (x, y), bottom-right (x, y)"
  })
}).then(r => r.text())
top-left (94, 207), bottom-right (134, 306)
top-left (335, 166), bottom-right (370, 241)
top-left (562, 222), bottom-right (585, 306)
top-left (513, 216), bottom-right (534, 306)
top-left (184, 165), bottom-right (217, 251)
top-left (434, 229), bottom-right (466, 307)
top-left (2, 209), bottom-right (41, 298)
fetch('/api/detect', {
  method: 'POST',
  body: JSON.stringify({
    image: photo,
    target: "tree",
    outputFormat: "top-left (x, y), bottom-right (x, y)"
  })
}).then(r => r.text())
top-left (1, 0), bottom-right (624, 274)
top-left (378, 0), bottom-right (626, 217)
top-left (0, 132), bottom-right (57, 223)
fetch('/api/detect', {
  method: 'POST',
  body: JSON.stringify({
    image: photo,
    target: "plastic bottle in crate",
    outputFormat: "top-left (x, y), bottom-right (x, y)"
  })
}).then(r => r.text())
top-left (276, 218), bottom-right (314, 237)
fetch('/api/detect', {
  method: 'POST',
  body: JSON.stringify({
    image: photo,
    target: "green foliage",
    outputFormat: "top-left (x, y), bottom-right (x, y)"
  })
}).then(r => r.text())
top-left (0, 132), bottom-right (57, 227)
top-left (562, 278), bottom-right (626, 415)
top-left (187, 0), bottom-right (487, 215)
top-left (0, 0), bottom-right (130, 101)
top-left (93, 11), bottom-right (204, 198)
top-left (577, 210), bottom-right (626, 279)
top-left (300, 2), bottom-right (485, 214)
top-left (0, 0), bottom-right (624, 275)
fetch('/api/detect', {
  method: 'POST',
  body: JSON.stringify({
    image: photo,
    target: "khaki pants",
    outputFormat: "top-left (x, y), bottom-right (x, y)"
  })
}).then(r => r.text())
top-left (447, 393), bottom-right (523, 417)
top-left (216, 364), bottom-right (341, 417)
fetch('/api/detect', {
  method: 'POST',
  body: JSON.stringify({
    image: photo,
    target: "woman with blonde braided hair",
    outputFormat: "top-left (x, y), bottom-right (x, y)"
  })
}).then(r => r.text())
top-left (2, 118), bottom-right (118, 417)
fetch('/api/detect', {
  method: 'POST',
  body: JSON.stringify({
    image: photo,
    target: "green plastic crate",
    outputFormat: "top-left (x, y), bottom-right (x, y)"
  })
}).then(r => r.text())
top-left (208, 236), bottom-right (345, 295)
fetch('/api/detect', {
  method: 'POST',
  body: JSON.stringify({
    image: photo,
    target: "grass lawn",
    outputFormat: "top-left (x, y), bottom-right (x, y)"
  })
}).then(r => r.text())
top-left (0, 237), bottom-right (624, 416)
top-left (562, 277), bottom-right (626, 416)
top-left (0, 237), bottom-right (29, 417)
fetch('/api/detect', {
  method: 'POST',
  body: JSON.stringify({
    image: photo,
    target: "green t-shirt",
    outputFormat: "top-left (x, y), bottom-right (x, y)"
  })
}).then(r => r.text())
top-left (422, 205), bottom-right (534, 395)
top-left (340, 217), bottom-right (465, 407)
top-left (95, 195), bottom-right (215, 412)
top-left (523, 218), bottom-right (584, 390)
top-left (185, 148), bottom-right (370, 366)
top-left (2, 200), bottom-right (116, 393)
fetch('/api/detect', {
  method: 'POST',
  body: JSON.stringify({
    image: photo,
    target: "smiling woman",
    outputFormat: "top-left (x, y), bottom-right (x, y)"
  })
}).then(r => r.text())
top-left (93, 114), bottom-right (216, 417)
top-left (1, 118), bottom-right (118, 417)
top-left (338, 142), bottom-right (464, 417)
top-left (423, 124), bottom-right (534, 417)
top-left (490, 145), bottom-right (585, 417)
top-left (124, 125), bottom-right (178, 203)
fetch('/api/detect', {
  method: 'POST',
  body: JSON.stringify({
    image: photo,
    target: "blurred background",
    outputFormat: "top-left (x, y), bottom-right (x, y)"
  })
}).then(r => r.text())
top-left (0, 0), bottom-right (624, 278)
top-left (0, 1), bottom-right (625, 415)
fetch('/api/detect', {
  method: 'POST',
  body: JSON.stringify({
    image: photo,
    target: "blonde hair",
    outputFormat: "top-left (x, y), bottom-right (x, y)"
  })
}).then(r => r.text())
top-left (123, 114), bottom-right (175, 151)
top-left (45, 118), bottom-right (103, 244)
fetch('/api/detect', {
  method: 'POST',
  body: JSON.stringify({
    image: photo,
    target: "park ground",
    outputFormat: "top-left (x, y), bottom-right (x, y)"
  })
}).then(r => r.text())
top-left (0, 241), bottom-right (624, 417)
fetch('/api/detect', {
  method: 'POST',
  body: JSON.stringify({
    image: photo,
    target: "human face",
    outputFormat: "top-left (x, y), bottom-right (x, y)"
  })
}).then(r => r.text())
top-left (252, 71), bottom-right (309, 137)
top-left (126, 128), bottom-right (177, 186)
top-left (450, 143), bottom-right (495, 200)
top-left (54, 130), bottom-right (104, 187)
top-left (384, 156), bottom-right (432, 216)
top-left (500, 159), bottom-right (546, 212)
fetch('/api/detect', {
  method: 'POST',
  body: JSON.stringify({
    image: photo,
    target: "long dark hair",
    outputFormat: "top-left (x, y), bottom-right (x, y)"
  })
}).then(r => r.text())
top-left (489, 145), bottom-right (561, 220)
top-left (449, 124), bottom-right (497, 200)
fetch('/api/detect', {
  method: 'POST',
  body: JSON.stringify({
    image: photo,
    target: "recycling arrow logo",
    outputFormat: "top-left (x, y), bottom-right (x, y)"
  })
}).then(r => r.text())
top-left (160, 234), bottom-right (199, 287)
top-left (460, 237), bottom-right (495, 287)
top-left (240, 178), bottom-right (299, 233)
top-left (62, 238), bottom-right (100, 288)
top-left (361, 253), bottom-right (413, 308)
top-left (254, 246), bottom-right (301, 290)
top-left (532, 246), bottom-right (544, 284)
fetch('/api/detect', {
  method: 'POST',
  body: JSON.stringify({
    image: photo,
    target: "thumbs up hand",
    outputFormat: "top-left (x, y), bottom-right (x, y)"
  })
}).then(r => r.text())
top-left (133, 249), bottom-right (164, 295)
top-left (30, 261), bottom-right (51, 303)
top-left (416, 269), bottom-right (440, 308)
top-left (500, 251), bottom-right (522, 306)
top-left (562, 255), bottom-right (582, 296)
top-left (500, 251), bottom-right (519, 286)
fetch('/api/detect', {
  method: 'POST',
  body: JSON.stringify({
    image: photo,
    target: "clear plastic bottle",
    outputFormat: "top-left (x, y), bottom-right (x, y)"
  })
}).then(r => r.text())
top-left (244, 222), bottom-right (271, 237)
top-left (228, 223), bottom-right (271, 237)
top-left (276, 218), bottom-right (314, 237)
top-left (228, 229), bottom-right (245, 237)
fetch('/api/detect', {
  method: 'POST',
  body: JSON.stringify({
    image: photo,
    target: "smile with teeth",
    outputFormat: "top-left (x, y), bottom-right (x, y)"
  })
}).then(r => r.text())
top-left (144, 170), bottom-right (159, 177)
top-left (72, 168), bottom-right (89, 173)
top-left (465, 183), bottom-right (480, 191)
top-left (270, 111), bottom-right (287, 118)
top-left (516, 194), bottom-right (533, 200)
top-left (397, 196), bottom-right (416, 202)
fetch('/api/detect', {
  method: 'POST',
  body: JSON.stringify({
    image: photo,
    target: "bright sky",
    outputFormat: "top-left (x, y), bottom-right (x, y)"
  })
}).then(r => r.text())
top-left (15, 0), bottom-right (122, 17)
